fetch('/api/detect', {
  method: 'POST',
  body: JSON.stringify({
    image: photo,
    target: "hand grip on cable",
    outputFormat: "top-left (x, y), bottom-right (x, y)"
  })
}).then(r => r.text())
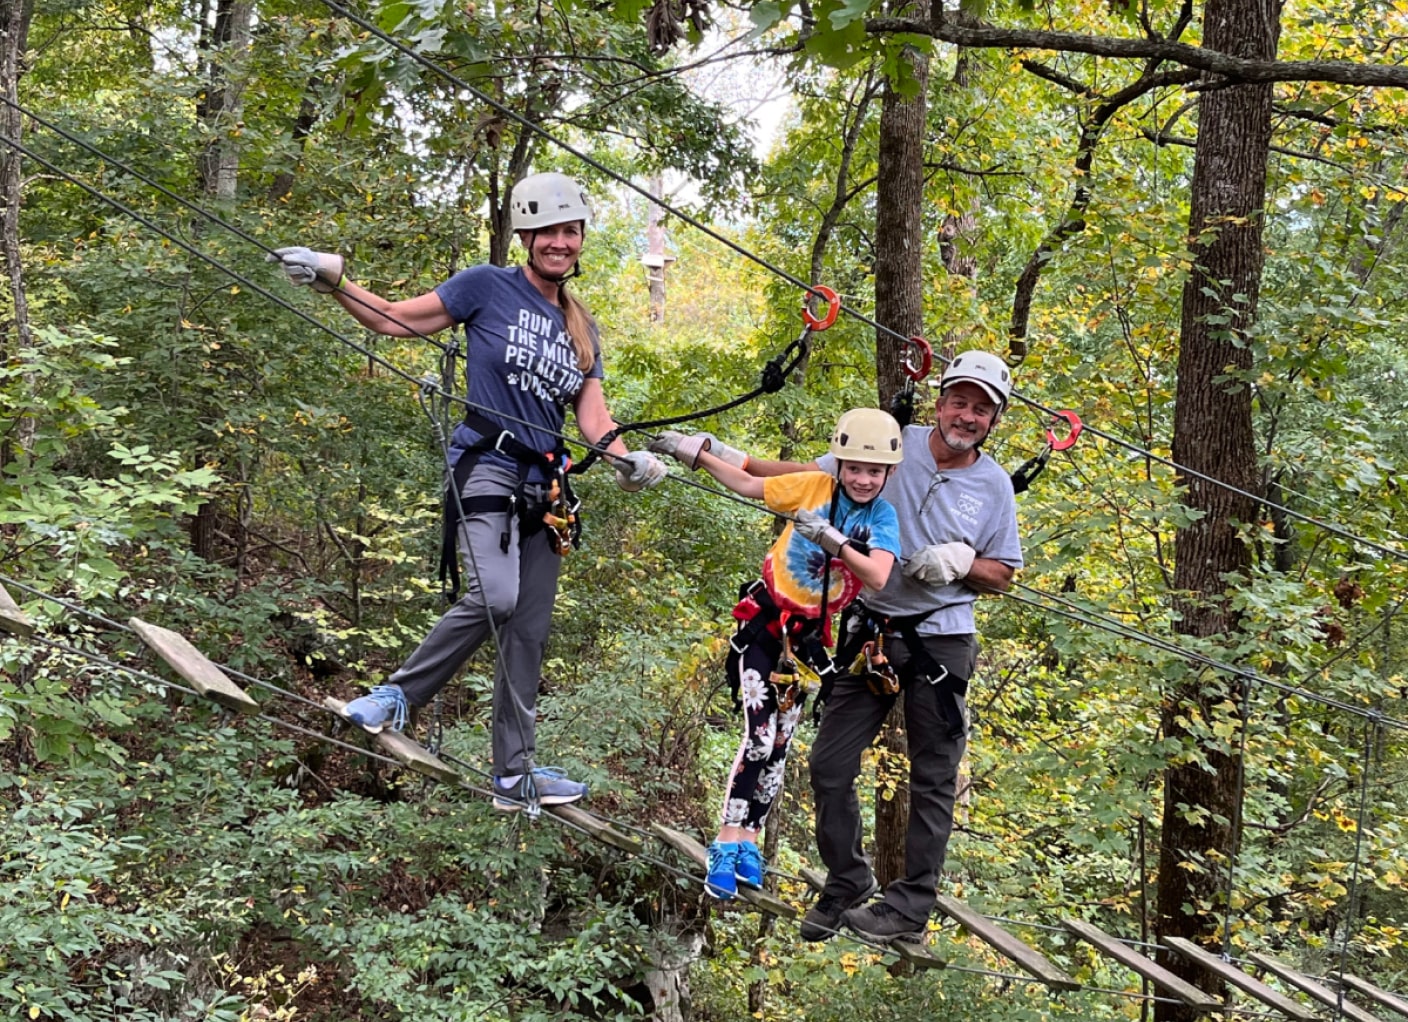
top-left (903, 542), bottom-right (976, 585)
top-left (269, 247), bottom-right (346, 293)
top-left (614, 451), bottom-right (668, 492)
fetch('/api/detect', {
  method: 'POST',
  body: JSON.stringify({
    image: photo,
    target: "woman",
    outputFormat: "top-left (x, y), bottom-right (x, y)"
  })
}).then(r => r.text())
top-left (271, 172), bottom-right (666, 810)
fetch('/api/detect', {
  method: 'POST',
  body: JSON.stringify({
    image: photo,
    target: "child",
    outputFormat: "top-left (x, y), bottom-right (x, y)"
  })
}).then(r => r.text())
top-left (651, 409), bottom-right (903, 898)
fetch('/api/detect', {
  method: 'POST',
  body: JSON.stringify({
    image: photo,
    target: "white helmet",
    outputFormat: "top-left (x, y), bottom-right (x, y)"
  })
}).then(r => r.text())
top-left (510, 172), bottom-right (592, 231)
top-left (941, 350), bottom-right (1011, 407)
top-left (829, 408), bottom-right (904, 465)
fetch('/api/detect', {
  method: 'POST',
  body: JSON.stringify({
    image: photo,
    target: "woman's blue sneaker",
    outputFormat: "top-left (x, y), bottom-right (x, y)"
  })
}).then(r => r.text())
top-left (344, 685), bottom-right (408, 733)
top-left (735, 842), bottom-right (765, 889)
top-left (705, 841), bottom-right (739, 900)
top-left (492, 767), bottom-right (588, 812)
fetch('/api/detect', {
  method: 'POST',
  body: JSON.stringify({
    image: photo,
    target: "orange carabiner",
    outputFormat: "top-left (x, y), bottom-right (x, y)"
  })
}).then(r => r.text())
top-left (902, 335), bottom-right (933, 382)
top-left (801, 285), bottom-right (841, 332)
top-left (1045, 410), bottom-right (1083, 452)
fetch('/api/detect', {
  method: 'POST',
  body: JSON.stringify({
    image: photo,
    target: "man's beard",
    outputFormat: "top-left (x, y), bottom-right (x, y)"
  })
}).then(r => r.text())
top-left (940, 424), bottom-right (982, 453)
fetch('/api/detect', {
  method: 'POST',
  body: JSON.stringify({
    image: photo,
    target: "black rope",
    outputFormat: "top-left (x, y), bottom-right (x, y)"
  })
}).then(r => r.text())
top-left (569, 334), bottom-right (812, 474)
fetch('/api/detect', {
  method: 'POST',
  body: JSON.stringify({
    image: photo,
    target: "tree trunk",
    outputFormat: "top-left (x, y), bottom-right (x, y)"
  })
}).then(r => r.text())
top-left (646, 174), bottom-right (668, 322)
top-left (197, 0), bottom-right (253, 200)
top-left (0, 0), bottom-right (33, 469)
top-left (871, 0), bottom-right (930, 890)
top-left (1155, 0), bottom-right (1279, 1013)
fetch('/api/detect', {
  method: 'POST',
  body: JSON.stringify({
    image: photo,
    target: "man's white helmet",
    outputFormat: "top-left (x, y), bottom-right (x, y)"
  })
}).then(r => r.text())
top-left (510, 173), bottom-right (592, 231)
top-left (829, 408), bottom-right (904, 465)
top-left (940, 350), bottom-right (1011, 407)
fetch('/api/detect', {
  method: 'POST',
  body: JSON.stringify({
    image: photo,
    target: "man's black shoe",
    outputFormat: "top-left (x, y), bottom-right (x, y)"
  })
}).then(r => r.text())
top-left (798, 877), bottom-right (880, 942)
top-left (841, 901), bottom-right (925, 944)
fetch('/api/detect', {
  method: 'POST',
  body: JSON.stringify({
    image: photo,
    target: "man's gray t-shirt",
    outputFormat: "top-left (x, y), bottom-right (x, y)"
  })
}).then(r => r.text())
top-left (817, 424), bottom-right (1022, 635)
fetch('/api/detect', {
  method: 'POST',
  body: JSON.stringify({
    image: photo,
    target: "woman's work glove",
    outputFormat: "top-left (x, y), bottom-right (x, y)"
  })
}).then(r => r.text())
top-left (793, 509), bottom-right (850, 556)
top-left (269, 247), bottom-right (346, 293)
top-left (648, 431), bottom-right (711, 469)
top-left (903, 542), bottom-right (976, 585)
top-left (614, 451), bottom-right (668, 492)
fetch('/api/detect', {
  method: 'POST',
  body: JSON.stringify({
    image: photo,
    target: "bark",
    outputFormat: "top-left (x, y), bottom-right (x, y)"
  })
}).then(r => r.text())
top-left (871, 0), bottom-right (929, 891)
top-left (1154, 0), bottom-right (1279, 1014)
top-left (0, 0), bottom-right (33, 469)
top-left (267, 84), bottom-right (321, 203)
top-left (190, 0), bottom-right (253, 560)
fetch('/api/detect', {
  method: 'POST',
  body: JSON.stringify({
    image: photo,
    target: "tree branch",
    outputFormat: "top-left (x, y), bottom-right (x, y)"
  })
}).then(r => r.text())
top-left (874, 16), bottom-right (1408, 89)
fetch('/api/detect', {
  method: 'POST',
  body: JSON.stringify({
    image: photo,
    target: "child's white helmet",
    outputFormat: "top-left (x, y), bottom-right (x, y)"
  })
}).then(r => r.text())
top-left (829, 408), bottom-right (904, 465)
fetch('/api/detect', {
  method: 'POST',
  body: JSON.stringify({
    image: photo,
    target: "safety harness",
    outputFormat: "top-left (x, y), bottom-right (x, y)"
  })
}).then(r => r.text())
top-left (439, 409), bottom-right (582, 600)
top-left (725, 580), bottom-right (837, 712)
top-left (833, 601), bottom-right (971, 739)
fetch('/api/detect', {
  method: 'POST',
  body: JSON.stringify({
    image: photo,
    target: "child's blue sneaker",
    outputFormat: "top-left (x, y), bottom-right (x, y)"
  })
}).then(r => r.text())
top-left (344, 685), bottom-right (408, 733)
top-left (705, 841), bottom-right (738, 900)
top-left (735, 841), bottom-right (765, 889)
top-left (492, 767), bottom-right (588, 812)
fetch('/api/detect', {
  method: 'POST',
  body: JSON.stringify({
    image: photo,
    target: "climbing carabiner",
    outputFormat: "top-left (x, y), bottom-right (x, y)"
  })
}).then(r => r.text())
top-left (801, 285), bottom-right (841, 332)
top-left (902, 335), bottom-right (933, 382)
top-left (1045, 410), bottom-right (1083, 452)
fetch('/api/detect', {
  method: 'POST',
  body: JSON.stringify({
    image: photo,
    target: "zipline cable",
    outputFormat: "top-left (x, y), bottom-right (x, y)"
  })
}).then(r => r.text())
top-left (13, 97), bottom-right (1408, 589)
top-left (1000, 582), bottom-right (1408, 733)
top-left (295, 6), bottom-right (1408, 565)
top-left (0, 100), bottom-right (812, 453)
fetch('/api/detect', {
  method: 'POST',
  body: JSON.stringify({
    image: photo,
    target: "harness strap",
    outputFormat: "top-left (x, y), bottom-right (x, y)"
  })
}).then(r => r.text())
top-left (439, 413), bottom-right (580, 601)
top-left (830, 602), bottom-right (970, 738)
top-left (725, 580), bottom-right (834, 711)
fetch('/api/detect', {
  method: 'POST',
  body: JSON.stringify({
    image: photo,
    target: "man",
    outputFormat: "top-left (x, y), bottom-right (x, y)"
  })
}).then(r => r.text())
top-left (679, 350), bottom-right (1022, 944)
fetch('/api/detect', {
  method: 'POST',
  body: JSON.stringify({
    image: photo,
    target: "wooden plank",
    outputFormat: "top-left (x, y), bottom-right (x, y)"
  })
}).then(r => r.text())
top-left (324, 697), bottom-right (458, 782)
top-left (649, 824), bottom-right (795, 918)
top-left (1061, 918), bottom-right (1222, 1011)
top-left (0, 584), bottom-right (35, 637)
top-left (800, 867), bottom-right (828, 894)
top-left (375, 732), bottom-right (460, 783)
top-left (1249, 953), bottom-right (1385, 1022)
top-left (547, 804), bottom-right (643, 854)
top-left (1336, 973), bottom-right (1408, 1020)
top-left (935, 895), bottom-right (1080, 991)
top-left (892, 937), bottom-right (947, 970)
top-left (1165, 937), bottom-right (1316, 1022)
top-left (128, 617), bottom-right (258, 713)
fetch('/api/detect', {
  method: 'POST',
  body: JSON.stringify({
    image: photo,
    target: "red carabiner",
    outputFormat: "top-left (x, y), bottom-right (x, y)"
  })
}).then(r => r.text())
top-left (801, 285), bottom-right (841, 332)
top-left (902, 335), bottom-right (933, 382)
top-left (1045, 410), bottom-right (1083, 452)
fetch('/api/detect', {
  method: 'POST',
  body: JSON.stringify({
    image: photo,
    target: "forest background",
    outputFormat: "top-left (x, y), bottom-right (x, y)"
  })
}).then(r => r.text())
top-left (2, 0), bottom-right (1407, 1019)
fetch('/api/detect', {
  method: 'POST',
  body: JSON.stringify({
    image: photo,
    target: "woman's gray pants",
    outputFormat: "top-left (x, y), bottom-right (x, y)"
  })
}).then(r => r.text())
top-left (389, 461), bottom-right (561, 776)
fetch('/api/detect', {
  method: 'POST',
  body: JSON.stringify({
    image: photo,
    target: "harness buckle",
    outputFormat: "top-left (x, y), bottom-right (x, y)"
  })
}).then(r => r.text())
top-left (925, 663), bottom-right (951, 687)
top-left (492, 429), bottom-right (516, 454)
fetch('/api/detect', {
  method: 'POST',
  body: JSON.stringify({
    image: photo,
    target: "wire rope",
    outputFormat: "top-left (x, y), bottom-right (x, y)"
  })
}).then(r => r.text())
top-left (294, 5), bottom-right (1408, 567)
top-left (9, 95), bottom-right (1408, 578)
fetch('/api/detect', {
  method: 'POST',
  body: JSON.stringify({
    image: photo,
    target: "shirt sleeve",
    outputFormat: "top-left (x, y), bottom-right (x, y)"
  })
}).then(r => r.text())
top-left (866, 498), bottom-right (902, 558)
top-left (433, 264), bottom-right (493, 323)
top-left (762, 472), bottom-right (832, 515)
